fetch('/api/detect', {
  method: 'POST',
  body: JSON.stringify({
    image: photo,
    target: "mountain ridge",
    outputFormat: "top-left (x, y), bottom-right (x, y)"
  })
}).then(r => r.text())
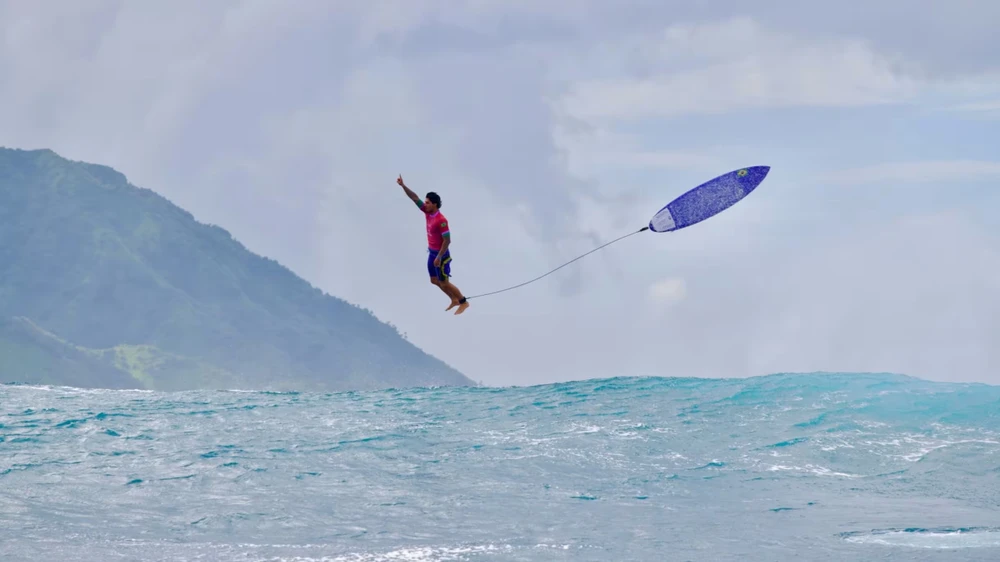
top-left (0, 146), bottom-right (473, 391)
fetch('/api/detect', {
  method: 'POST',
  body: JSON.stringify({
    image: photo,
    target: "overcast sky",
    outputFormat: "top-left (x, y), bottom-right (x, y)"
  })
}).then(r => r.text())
top-left (2, 1), bottom-right (998, 386)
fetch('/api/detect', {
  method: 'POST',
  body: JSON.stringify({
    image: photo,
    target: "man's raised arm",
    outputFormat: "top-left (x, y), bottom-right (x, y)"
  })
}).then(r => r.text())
top-left (396, 175), bottom-right (423, 208)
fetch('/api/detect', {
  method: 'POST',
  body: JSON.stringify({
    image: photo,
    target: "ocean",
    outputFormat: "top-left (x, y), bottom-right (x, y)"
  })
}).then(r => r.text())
top-left (2, 372), bottom-right (999, 561)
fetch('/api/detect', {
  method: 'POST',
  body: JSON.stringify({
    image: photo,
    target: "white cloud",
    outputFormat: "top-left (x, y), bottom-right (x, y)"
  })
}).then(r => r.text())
top-left (552, 125), bottom-right (720, 179)
top-left (648, 277), bottom-right (687, 306)
top-left (947, 99), bottom-right (1000, 119)
top-left (560, 17), bottom-right (922, 121)
top-left (0, 2), bottom-right (999, 388)
top-left (955, 100), bottom-right (1000, 112)
top-left (742, 212), bottom-right (1000, 383)
top-left (824, 160), bottom-right (1000, 185)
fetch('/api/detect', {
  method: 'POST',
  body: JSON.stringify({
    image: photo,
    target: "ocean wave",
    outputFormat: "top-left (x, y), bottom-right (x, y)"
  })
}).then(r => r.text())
top-left (2, 372), bottom-right (998, 561)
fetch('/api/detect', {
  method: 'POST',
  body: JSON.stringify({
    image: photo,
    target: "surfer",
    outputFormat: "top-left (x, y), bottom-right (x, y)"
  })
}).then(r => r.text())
top-left (396, 175), bottom-right (470, 315)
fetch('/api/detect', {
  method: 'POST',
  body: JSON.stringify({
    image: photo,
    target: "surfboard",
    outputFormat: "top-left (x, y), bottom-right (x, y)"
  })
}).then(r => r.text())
top-left (648, 166), bottom-right (770, 233)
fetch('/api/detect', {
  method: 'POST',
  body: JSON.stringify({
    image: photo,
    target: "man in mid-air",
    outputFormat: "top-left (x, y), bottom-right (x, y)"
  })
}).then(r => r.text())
top-left (396, 175), bottom-right (470, 315)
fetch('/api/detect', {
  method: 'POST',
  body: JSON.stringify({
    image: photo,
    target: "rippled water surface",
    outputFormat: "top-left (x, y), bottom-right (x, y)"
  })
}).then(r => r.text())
top-left (2, 373), bottom-right (999, 561)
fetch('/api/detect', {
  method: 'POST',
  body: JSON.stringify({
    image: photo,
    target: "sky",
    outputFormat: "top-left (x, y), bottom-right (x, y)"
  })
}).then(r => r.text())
top-left (1, 1), bottom-right (999, 387)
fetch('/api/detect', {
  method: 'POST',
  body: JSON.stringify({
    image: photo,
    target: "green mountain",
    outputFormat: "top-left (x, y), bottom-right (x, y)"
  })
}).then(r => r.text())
top-left (0, 147), bottom-right (473, 391)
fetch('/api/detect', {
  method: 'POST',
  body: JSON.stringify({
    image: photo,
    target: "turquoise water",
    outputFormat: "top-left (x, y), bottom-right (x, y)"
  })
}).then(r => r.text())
top-left (2, 372), bottom-right (999, 561)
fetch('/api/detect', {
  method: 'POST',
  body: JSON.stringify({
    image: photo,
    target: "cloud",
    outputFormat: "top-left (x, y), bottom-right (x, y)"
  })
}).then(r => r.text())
top-left (559, 17), bottom-right (922, 122)
top-left (823, 160), bottom-right (1000, 185)
top-left (0, 2), bottom-right (999, 388)
top-left (744, 211), bottom-right (1000, 382)
top-left (648, 277), bottom-right (687, 306)
top-left (619, 210), bottom-right (1000, 384)
top-left (947, 99), bottom-right (1000, 119)
top-left (552, 126), bottom-right (720, 177)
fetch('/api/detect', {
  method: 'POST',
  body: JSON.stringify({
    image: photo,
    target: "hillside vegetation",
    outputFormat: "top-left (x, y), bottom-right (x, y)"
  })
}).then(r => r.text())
top-left (0, 147), bottom-right (472, 391)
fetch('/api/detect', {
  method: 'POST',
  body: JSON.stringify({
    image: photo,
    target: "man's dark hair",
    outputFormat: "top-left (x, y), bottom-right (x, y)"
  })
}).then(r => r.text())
top-left (426, 192), bottom-right (442, 208)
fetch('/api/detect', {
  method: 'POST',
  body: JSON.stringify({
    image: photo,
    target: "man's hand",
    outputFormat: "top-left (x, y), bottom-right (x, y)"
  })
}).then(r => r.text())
top-left (397, 174), bottom-right (421, 206)
top-left (436, 237), bottom-right (450, 268)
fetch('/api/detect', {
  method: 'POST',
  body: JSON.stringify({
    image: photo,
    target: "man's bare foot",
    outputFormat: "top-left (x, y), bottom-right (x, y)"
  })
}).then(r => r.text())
top-left (446, 299), bottom-right (460, 311)
top-left (454, 301), bottom-right (470, 315)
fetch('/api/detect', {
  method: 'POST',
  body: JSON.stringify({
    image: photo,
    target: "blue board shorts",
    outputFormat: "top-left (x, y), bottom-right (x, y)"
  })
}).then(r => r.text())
top-left (428, 248), bottom-right (452, 282)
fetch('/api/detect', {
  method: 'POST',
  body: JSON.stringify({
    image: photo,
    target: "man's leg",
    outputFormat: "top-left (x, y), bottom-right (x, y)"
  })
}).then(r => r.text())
top-left (440, 254), bottom-right (470, 315)
top-left (431, 279), bottom-right (469, 314)
top-left (439, 279), bottom-right (466, 308)
top-left (442, 282), bottom-right (460, 310)
top-left (427, 251), bottom-right (451, 297)
top-left (446, 280), bottom-right (470, 315)
top-left (430, 250), bottom-right (469, 314)
top-left (439, 258), bottom-right (470, 314)
top-left (428, 250), bottom-right (454, 301)
top-left (430, 277), bottom-right (453, 299)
